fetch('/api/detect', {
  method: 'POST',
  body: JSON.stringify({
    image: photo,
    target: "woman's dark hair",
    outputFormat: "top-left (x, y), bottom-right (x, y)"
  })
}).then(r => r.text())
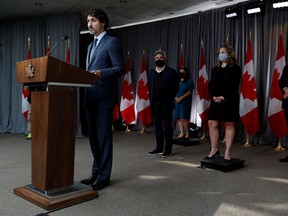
top-left (179, 67), bottom-right (189, 82)
top-left (216, 44), bottom-right (237, 67)
top-left (86, 9), bottom-right (109, 30)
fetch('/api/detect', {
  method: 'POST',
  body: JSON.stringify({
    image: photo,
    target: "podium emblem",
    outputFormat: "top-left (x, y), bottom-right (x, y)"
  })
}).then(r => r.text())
top-left (25, 61), bottom-right (35, 78)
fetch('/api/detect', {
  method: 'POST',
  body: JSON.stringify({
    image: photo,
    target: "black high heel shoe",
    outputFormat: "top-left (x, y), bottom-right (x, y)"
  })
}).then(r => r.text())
top-left (204, 150), bottom-right (220, 160)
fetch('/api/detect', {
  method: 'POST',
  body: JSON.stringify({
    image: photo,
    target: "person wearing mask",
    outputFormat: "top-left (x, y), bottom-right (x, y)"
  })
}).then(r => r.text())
top-left (205, 45), bottom-right (241, 162)
top-left (80, 9), bottom-right (124, 190)
top-left (147, 50), bottom-right (179, 158)
top-left (174, 67), bottom-right (194, 139)
top-left (279, 64), bottom-right (288, 162)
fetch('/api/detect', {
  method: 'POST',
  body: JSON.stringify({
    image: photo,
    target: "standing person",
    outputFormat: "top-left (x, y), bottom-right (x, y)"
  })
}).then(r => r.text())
top-left (80, 9), bottom-right (124, 190)
top-left (174, 67), bottom-right (194, 139)
top-left (205, 45), bottom-right (241, 162)
top-left (147, 50), bottom-right (179, 158)
top-left (279, 64), bottom-right (288, 162)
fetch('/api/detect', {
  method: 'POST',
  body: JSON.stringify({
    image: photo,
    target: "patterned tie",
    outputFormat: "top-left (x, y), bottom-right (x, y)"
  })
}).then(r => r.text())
top-left (89, 38), bottom-right (98, 61)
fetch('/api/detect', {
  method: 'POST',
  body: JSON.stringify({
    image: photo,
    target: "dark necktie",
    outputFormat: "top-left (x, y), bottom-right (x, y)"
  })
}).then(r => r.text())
top-left (89, 38), bottom-right (98, 61)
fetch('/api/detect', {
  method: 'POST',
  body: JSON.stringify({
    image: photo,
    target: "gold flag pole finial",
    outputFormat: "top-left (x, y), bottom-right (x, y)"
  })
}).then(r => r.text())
top-left (142, 49), bottom-right (145, 55)
top-left (249, 29), bottom-right (252, 40)
top-left (28, 37), bottom-right (30, 47)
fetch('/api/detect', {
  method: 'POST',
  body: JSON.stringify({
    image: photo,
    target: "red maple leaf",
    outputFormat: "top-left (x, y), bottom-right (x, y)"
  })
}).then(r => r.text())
top-left (137, 79), bottom-right (150, 100)
top-left (197, 76), bottom-right (210, 100)
top-left (270, 68), bottom-right (283, 100)
top-left (241, 72), bottom-right (257, 100)
top-left (122, 79), bottom-right (133, 100)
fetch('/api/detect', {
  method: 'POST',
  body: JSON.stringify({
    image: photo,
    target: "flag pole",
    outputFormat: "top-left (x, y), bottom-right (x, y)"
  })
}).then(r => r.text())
top-left (242, 132), bottom-right (253, 147)
top-left (200, 39), bottom-right (205, 141)
top-left (200, 133), bottom-right (207, 142)
top-left (275, 27), bottom-right (284, 151)
top-left (275, 138), bottom-right (286, 151)
top-left (141, 49), bottom-right (146, 134)
top-left (125, 125), bottom-right (131, 132)
top-left (226, 33), bottom-right (229, 45)
top-left (139, 123), bottom-right (145, 134)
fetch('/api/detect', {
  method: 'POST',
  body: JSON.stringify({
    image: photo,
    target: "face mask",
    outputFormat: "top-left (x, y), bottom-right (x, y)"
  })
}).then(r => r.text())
top-left (155, 59), bottom-right (165, 67)
top-left (219, 53), bottom-right (228, 62)
top-left (179, 73), bottom-right (186, 78)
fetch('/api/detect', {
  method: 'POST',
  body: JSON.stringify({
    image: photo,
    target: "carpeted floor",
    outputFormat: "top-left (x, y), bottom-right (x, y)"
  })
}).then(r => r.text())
top-left (1, 132), bottom-right (288, 216)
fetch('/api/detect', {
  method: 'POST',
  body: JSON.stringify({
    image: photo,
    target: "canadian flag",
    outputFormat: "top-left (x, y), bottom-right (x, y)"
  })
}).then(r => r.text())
top-left (112, 105), bottom-right (120, 121)
top-left (239, 37), bottom-right (260, 135)
top-left (21, 37), bottom-right (31, 121)
top-left (268, 33), bottom-right (288, 138)
top-left (120, 52), bottom-right (136, 125)
top-left (196, 44), bottom-right (210, 130)
top-left (65, 38), bottom-right (70, 64)
top-left (135, 51), bottom-right (152, 126)
top-left (45, 36), bottom-right (51, 55)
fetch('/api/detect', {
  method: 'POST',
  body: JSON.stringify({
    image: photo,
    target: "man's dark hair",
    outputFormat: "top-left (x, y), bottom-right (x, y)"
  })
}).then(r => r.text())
top-left (86, 9), bottom-right (109, 30)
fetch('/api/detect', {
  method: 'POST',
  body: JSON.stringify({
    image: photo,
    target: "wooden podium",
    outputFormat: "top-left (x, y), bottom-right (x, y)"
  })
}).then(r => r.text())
top-left (14, 56), bottom-right (98, 210)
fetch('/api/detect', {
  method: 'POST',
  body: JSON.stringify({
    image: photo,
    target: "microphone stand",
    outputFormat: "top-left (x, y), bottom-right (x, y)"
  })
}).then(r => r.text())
top-left (46, 36), bottom-right (69, 56)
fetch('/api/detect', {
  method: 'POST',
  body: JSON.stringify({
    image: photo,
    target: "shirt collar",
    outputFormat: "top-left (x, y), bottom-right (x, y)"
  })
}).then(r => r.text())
top-left (155, 66), bottom-right (165, 73)
top-left (95, 31), bottom-right (106, 42)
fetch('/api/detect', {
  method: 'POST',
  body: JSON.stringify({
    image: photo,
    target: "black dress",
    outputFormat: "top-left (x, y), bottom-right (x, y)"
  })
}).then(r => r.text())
top-left (208, 64), bottom-right (241, 122)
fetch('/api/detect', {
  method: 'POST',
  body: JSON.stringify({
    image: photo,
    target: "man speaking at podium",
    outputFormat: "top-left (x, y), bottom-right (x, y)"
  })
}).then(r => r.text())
top-left (81, 9), bottom-right (124, 190)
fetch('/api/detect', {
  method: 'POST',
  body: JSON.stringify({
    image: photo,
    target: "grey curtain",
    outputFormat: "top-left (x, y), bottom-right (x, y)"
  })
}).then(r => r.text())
top-left (0, 13), bottom-right (81, 134)
top-left (111, 2), bottom-right (288, 144)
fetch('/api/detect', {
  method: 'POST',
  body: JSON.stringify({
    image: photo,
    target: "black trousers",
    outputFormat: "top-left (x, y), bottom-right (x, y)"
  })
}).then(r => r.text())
top-left (152, 101), bottom-right (174, 153)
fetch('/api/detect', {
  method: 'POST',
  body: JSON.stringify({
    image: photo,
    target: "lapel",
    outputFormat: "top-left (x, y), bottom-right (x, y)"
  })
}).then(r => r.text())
top-left (88, 34), bottom-right (109, 68)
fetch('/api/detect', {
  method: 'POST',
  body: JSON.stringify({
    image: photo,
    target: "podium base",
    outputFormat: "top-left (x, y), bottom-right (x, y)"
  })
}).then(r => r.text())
top-left (13, 182), bottom-right (98, 211)
top-left (173, 137), bottom-right (199, 146)
top-left (200, 156), bottom-right (245, 172)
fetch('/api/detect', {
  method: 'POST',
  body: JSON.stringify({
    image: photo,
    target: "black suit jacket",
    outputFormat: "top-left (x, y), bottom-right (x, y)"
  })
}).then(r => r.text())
top-left (148, 66), bottom-right (179, 110)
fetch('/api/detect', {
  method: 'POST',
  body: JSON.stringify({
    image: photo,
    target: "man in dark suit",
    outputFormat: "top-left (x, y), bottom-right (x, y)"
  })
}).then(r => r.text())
top-left (279, 64), bottom-right (288, 162)
top-left (81, 9), bottom-right (124, 189)
top-left (147, 50), bottom-right (179, 158)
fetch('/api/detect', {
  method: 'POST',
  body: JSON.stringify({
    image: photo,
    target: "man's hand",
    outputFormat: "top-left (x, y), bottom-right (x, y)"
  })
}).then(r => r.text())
top-left (91, 70), bottom-right (102, 78)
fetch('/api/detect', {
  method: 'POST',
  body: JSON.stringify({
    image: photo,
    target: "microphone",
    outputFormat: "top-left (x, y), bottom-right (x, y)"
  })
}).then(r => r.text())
top-left (46, 36), bottom-right (69, 56)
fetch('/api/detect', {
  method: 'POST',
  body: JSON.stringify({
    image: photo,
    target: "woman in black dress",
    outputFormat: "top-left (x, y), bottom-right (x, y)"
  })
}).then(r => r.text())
top-left (205, 45), bottom-right (241, 161)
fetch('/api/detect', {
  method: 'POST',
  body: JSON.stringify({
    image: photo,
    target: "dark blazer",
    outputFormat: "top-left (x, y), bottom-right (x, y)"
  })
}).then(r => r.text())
top-left (85, 33), bottom-right (124, 109)
top-left (148, 66), bottom-right (179, 110)
top-left (279, 64), bottom-right (288, 109)
top-left (84, 33), bottom-right (124, 180)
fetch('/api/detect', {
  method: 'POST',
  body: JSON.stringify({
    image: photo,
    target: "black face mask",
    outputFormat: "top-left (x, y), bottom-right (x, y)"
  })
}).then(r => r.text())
top-left (155, 60), bottom-right (165, 67)
top-left (179, 73), bottom-right (186, 78)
